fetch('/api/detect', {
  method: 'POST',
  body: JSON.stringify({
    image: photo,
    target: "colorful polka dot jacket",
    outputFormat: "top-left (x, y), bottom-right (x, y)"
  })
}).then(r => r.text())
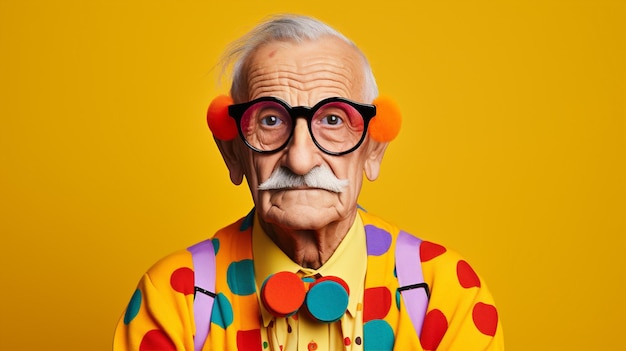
top-left (115, 209), bottom-right (504, 350)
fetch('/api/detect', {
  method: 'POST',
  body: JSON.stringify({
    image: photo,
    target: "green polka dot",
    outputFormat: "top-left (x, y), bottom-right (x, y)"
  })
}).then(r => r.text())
top-left (364, 319), bottom-right (394, 351)
top-left (210, 293), bottom-right (234, 328)
top-left (123, 289), bottom-right (142, 325)
top-left (227, 259), bottom-right (256, 295)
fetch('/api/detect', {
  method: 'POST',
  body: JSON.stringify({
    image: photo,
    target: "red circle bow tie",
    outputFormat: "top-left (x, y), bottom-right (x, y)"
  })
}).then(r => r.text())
top-left (260, 271), bottom-right (350, 323)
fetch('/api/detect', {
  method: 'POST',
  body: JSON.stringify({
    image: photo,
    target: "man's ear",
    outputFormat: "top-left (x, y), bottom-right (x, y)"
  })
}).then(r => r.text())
top-left (214, 137), bottom-right (244, 185)
top-left (363, 140), bottom-right (389, 181)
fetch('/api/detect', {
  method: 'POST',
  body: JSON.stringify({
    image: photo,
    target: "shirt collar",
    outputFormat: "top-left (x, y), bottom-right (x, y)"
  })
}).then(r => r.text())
top-left (252, 213), bottom-right (367, 326)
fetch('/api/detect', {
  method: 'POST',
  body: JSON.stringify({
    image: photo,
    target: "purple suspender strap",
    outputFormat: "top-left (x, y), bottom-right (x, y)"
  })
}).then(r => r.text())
top-left (395, 230), bottom-right (430, 338)
top-left (187, 239), bottom-right (217, 351)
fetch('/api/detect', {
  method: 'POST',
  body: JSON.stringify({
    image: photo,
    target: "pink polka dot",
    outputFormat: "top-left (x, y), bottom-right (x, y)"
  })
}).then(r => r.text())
top-left (420, 309), bottom-right (448, 351)
top-left (473, 302), bottom-right (498, 336)
top-left (170, 267), bottom-right (194, 295)
top-left (457, 260), bottom-right (481, 288)
top-left (420, 241), bottom-right (447, 262)
top-left (363, 286), bottom-right (391, 323)
top-left (139, 329), bottom-right (176, 351)
top-left (236, 329), bottom-right (262, 351)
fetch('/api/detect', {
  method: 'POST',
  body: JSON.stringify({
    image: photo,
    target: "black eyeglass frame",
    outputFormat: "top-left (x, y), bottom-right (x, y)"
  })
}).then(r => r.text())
top-left (228, 96), bottom-right (377, 156)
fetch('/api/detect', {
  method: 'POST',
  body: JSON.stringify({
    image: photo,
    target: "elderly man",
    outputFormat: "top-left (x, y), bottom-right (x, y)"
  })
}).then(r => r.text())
top-left (115, 15), bottom-right (504, 351)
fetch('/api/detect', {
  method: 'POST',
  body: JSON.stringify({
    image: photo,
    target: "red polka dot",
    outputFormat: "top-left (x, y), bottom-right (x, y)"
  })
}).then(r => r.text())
top-left (344, 337), bottom-right (351, 346)
top-left (456, 260), bottom-right (481, 288)
top-left (472, 302), bottom-right (498, 336)
top-left (420, 241), bottom-right (447, 262)
top-left (139, 329), bottom-right (176, 351)
top-left (420, 309), bottom-right (448, 351)
top-left (236, 329), bottom-right (262, 351)
top-left (363, 286), bottom-right (391, 323)
top-left (170, 267), bottom-right (195, 295)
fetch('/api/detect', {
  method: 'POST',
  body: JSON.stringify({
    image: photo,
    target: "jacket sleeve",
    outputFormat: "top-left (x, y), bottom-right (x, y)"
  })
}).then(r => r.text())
top-left (418, 241), bottom-right (505, 350)
top-left (113, 250), bottom-right (197, 351)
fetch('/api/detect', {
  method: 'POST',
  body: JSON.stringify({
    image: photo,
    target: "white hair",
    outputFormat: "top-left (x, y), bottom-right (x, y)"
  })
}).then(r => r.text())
top-left (220, 14), bottom-right (379, 103)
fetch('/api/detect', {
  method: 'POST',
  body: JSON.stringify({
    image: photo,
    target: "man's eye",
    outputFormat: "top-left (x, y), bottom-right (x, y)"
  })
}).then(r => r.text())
top-left (321, 114), bottom-right (343, 125)
top-left (260, 115), bottom-right (282, 126)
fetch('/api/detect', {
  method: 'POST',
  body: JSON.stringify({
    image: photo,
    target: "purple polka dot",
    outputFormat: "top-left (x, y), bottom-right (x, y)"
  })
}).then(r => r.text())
top-left (365, 225), bottom-right (392, 256)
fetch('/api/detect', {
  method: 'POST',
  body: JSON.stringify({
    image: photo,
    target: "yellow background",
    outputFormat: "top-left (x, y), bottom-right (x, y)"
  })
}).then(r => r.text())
top-left (1, 0), bottom-right (624, 350)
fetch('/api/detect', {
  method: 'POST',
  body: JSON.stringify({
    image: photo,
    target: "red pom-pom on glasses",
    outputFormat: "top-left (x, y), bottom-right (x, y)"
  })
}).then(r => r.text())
top-left (207, 95), bottom-right (237, 141)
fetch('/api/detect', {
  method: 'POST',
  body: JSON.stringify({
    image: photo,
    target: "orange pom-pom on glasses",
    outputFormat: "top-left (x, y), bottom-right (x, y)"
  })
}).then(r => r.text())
top-left (369, 96), bottom-right (402, 143)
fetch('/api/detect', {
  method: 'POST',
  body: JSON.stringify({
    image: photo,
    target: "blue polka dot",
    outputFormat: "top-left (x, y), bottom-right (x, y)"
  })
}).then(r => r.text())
top-left (365, 225), bottom-right (392, 256)
top-left (227, 259), bottom-right (256, 295)
top-left (211, 238), bottom-right (220, 255)
top-left (306, 281), bottom-right (349, 323)
top-left (363, 319), bottom-right (394, 350)
top-left (240, 209), bottom-right (255, 231)
top-left (123, 289), bottom-right (142, 325)
top-left (210, 293), bottom-right (234, 329)
top-left (395, 289), bottom-right (401, 310)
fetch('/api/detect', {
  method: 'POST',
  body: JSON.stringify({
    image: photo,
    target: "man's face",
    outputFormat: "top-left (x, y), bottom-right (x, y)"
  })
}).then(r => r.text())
top-left (231, 36), bottom-right (383, 231)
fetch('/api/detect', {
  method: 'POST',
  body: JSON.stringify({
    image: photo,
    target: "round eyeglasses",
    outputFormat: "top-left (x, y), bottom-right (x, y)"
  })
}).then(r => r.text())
top-left (228, 96), bottom-right (377, 156)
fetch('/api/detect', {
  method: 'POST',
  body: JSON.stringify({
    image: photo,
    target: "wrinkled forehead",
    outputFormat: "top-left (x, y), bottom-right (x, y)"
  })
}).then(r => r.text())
top-left (241, 37), bottom-right (367, 105)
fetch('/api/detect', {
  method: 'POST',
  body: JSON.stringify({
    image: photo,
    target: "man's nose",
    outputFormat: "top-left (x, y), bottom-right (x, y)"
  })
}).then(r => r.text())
top-left (282, 118), bottom-right (320, 176)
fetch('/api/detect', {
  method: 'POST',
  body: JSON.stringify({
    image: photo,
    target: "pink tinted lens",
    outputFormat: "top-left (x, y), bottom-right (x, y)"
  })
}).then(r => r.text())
top-left (311, 101), bottom-right (365, 153)
top-left (240, 101), bottom-right (292, 151)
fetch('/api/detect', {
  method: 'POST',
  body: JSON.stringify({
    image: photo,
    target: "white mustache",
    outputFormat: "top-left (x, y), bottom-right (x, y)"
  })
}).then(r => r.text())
top-left (258, 166), bottom-right (349, 193)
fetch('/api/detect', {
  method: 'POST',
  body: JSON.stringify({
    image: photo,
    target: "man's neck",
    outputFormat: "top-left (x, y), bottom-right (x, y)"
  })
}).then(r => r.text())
top-left (259, 214), bottom-right (356, 269)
